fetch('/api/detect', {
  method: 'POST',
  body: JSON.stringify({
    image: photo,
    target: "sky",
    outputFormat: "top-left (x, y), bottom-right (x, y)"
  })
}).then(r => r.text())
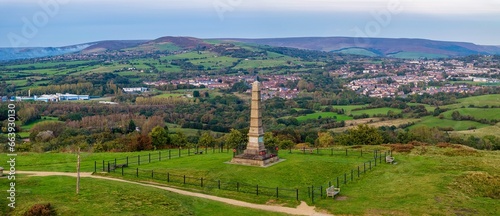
top-left (1, 0), bottom-right (500, 47)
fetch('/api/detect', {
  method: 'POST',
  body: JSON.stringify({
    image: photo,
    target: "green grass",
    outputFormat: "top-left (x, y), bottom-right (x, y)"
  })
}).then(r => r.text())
top-left (387, 52), bottom-right (448, 59)
top-left (295, 112), bottom-right (353, 122)
top-left (314, 146), bottom-right (500, 215)
top-left (166, 123), bottom-right (221, 136)
top-left (0, 175), bottom-right (285, 216)
top-left (350, 108), bottom-right (402, 117)
top-left (1, 146), bottom-right (499, 215)
top-left (442, 108), bottom-right (500, 121)
top-left (407, 102), bottom-right (435, 112)
top-left (154, 93), bottom-right (186, 98)
top-left (21, 116), bottom-right (60, 131)
top-left (448, 94), bottom-right (500, 108)
top-left (328, 105), bottom-right (366, 115)
top-left (412, 116), bottom-right (489, 131)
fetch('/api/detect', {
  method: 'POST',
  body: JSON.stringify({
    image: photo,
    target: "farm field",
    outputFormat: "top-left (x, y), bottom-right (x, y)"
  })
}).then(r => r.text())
top-left (350, 107), bottom-right (402, 117)
top-left (411, 116), bottom-right (489, 131)
top-left (296, 112), bottom-right (353, 122)
top-left (443, 94), bottom-right (500, 109)
top-left (442, 108), bottom-right (500, 121)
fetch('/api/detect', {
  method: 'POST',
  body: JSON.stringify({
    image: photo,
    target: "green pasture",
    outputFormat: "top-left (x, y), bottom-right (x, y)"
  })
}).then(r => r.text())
top-left (412, 116), bottom-right (489, 131)
top-left (296, 112), bottom-right (353, 122)
top-left (442, 108), bottom-right (500, 121)
top-left (350, 108), bottom-right (402, 117)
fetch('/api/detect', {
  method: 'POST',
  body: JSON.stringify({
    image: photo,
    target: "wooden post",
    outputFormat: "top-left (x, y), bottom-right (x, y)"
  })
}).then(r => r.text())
top-left (121, 166), bottom-right (124, 176)
top-left (159, 151), bottom-right (161, 161)
top-left (94, 161), bottom-right (96, 173)
top-left (149, 153), bottom-right (151, 163)
top-left (167, 172), bottom-right (170, 182)
top-left (76, 147), bottom-right (80, 194)
top-left (138, 155), bottom-right (140, 165)
top-left (218, 180), bottom-right (220, 189)
top-left (183, 175), bottom-right (186, 184)
top-left (126, 156), bottom-right (128, 166)
top-left (169, 150), bottom-right (171, 159)
top-left (296, 189), bottom-right (299, 201)
top-left (201, 178), bottom-right (203, 187)
top-left (276, 187), bottom-right (279, 198)
top-left (256, 185), bottom-right (259, 196)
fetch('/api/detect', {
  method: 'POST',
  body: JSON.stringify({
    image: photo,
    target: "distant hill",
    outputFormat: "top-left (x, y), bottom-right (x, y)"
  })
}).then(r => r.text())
top-left (221, 37), bottom-right (500, 58)
top-left (1, 36), bottom-right (499, 61)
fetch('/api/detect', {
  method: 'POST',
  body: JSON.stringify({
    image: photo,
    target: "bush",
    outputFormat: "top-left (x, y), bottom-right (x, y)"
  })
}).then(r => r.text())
top-left (383, 143), bottom-right (415, 153)
top-left (24, 203), bottom-right (56, 216)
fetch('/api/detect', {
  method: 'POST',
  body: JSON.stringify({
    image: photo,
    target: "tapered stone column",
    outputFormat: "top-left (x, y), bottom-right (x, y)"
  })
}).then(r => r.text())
top-left (230, 81), bottom-right (280, 167)
top-left (244, 81), bottom-right (265, 155)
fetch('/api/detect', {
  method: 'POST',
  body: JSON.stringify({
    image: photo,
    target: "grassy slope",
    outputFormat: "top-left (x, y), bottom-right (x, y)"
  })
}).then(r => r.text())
top-left (0, 175), bottom-right (286, 216)
top-left (296, 112), bottom-right (353, 122)
top-left (1, 146), bottom-right (498, 215)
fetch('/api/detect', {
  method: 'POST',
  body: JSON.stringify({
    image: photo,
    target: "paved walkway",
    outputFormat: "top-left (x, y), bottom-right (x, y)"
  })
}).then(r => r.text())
top-left (18, 171), bottom-right (332, 216)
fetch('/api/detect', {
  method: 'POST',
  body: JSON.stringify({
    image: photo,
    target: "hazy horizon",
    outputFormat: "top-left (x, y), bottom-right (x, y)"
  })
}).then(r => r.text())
top-left (2, 0), bottom-right (500, 47)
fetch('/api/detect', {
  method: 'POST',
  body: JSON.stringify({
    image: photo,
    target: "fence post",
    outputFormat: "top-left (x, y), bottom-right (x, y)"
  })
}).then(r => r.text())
top-left (159, 151), bottom-right (161, 161)
top-left (136, 168), bottom-right (138, 177)
top-left (364, 162), bottom-right (366, 173)
top-left (308, 187), bottom-right (310, 198)
top-left (336, 177), bottom-right (339, 188)
top-left (149, 153), bottom-right (151, 163)
top-left (201, 178), bottom-right (203, 187)
top-left (114, 158), bottom-right (117, 168)
top-left (126, 156), bottom-right (129, 166)
top-left (380, 154), bottom-right (382, 164)
top-left (94, 161), bottom-right (96, 173)
top-left (276, 187), bottom-right (279, 198)
top-left (358, 166), bottom-right (360, 177)
top-left (344, 173), bottom-right (347, 184)
top-left (329, 181), bottom-right (331, 187)
top-left (296, 189), bottom-right (299, 201)
top-left (218, 180), bottom-right (220, 189)
top-left (107, 162), bottom-right (110, 173)
top-left (167, 172), bottom-right (170, 182)
top-left (351, 169), bottom-right (354, 181)
top-left (256, 185), bottom-right (259, 196)
top-left (138, 155), bottom-right (140, 165)
top-left (311, 185), bottom-right (314, 203)
top-left (183, 175), bottom-right (186, 184)
top-left (375, 157), bottom-right (377, 166)
top-left (237, 182), bottom-right (239, 192)
top-left (121, 166), bottom-right (124, 176)
top-left (289, 146), bottom-right (292, 153)
top-left (102, 160), bottom-right (104, 171)
top-left (169, 150), bottom-right (171, 159)
top-left (320, 185), bottom-right (323, 198)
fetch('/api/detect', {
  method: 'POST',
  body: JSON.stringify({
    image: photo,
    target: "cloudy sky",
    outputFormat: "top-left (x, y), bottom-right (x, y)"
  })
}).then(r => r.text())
top-left (1, 0), bottom-right (500, 47)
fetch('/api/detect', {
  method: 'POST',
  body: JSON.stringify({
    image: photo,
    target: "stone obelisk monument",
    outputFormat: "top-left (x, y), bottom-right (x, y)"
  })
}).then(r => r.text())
top-left (231, 81), bottom-right (279, 166)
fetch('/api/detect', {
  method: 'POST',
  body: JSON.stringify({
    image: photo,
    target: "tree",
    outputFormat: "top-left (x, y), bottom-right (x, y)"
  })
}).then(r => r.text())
top-left (338, 124), bottom-right (383, 146)
top-left (224, 129), bottom-right (247, 148)
top-left (193, 90), bottom-right (200, 98)
top-left (316, 132), bottom-right (334, 147)
top-left (149, 126), bottom-right (169, 150)
top-left (170, 132), bottom-right (188, 147)
top-left (451, 111), bottom-right (461, 120)
top-left (198, 132), bottom-right (215, 147)
top-left (127, 120), bottom-right (136, 133)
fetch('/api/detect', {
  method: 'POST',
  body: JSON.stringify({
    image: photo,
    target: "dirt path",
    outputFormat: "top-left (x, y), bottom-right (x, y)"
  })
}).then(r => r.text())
top-left (18, 171), bottom-right (332, 216)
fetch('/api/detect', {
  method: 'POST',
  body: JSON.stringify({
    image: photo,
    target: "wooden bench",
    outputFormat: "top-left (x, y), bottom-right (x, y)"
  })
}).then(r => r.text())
top-left (386, 155), bottom-right (395, 164)
top-left (326, 186), bottom-right (340, 198)
top-left (194, 151), bottom-right (203, 155)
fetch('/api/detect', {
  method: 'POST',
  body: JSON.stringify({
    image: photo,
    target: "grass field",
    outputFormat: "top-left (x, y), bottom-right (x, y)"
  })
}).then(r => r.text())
top-left (21, 116), bottom-right (60, 131)
top-left (350, 108), bottom-right (402, 117)
top-left (333, 48), bottom-right (379, 57)
top-left (2, 145), bottom-right (499, 215)
top-left (387, 52), bottom-right (448, 59)
top-left (296, 112), bottom-right (353, 122)
top-left (442, 108), bottom-right (500, 121)
top-left (0, 175), bottom-right (285, 216)
top-left (412, 116), bottom-right (489, 131)
top-left (443, 94), bottom-right (500, 109)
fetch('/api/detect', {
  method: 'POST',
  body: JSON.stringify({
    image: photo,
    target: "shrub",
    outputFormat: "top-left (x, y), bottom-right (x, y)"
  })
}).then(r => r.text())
top-left (383, 143), bottom-right (414, 153)
top-left (24, 203), bottom-right (56, 216)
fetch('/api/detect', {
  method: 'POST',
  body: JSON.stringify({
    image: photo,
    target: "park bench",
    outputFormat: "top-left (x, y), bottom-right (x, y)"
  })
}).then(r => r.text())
top-left (386, 155), bottom-right (395, 164)
top-left (326, 185), bottom-right (340, 198)
top-left (194, 151), bottom-right (203, 155)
